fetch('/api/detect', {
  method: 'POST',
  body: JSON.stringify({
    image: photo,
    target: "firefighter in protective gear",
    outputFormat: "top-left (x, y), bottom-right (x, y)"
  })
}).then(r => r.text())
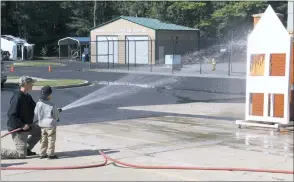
top-left (211, 58), bottom-right (216, 71)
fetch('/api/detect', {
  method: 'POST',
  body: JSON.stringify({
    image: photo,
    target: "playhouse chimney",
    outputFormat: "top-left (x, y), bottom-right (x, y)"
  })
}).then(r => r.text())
top-left (252, 12), bottom-right (284, 27)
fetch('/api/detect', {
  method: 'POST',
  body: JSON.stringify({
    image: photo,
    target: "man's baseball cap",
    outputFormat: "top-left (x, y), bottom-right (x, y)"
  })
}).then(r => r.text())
top-left (19, 76), bottom-right (36, 86)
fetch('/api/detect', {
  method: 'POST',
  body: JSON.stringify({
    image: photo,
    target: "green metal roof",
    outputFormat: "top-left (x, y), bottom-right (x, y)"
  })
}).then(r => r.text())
top-left (91, 16), bottom-right (198, 31)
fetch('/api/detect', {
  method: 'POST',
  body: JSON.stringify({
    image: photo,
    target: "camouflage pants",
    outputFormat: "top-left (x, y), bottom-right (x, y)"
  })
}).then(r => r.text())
top-left (1, 123), bottom-right (41, 159)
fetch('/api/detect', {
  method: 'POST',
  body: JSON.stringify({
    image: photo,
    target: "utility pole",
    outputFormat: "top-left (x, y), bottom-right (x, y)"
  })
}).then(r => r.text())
top-left (228, 30), bottom-right (234, 76)
top-left (94, 1), bottom-right (97, 27)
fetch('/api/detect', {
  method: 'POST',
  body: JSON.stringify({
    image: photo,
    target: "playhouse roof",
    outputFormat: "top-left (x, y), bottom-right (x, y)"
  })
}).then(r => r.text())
top-left (248, 5), bottom-right (291, 54)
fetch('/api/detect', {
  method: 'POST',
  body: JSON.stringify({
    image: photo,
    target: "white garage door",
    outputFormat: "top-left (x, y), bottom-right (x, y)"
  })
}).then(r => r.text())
top-left (96, 36), bottom-right (118, 63)
top-left (126, 36), bottom-right (149, 64)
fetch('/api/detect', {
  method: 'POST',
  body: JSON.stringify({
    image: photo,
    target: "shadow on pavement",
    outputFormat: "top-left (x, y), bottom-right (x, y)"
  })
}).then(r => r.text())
top-left (112, 162), bottom-right (130, 169)
top-left (1, 162), bottom-right (27, 167)
top-left (1, 108), bottom-right (243, 131)
top-left (57, 149), bottom-right (119, 159)
top-left (173, 95), bottom-right (244, 104)
top-left (57, 108), bottom-right (243, 126)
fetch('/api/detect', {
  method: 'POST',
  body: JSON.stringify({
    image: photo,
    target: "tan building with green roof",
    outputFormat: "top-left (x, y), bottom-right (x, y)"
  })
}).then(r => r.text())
top-left (90, 16), bottom-right (199, 65)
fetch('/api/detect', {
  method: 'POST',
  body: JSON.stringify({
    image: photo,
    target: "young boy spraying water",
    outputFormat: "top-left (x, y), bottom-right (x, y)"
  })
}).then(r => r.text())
top-left (34, 86), bottom-right (62, 159)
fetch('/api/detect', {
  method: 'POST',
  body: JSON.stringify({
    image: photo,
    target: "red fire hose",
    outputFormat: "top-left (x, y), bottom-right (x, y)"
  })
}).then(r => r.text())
top-left (99, 151), bottom-right (294, 174)
top-left (1, 128), bottom-right (294, 174)
top-left (1, 161), bottom-right (107, 170)
top-left (1, 128), bottom-right (22, 138)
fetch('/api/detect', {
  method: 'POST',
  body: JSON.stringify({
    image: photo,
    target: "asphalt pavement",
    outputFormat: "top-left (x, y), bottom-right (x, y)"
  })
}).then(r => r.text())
top-left (4, 61), bottom-right (246, 94)
top-left (1, 62), bottom-right (245, 130)
top-left (2, 62), bottom-right (293, 181)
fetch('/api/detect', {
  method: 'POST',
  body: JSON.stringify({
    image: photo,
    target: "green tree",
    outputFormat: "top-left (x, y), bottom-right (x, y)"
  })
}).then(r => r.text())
top-left (211, 1), bottom-right (268, 38)
top-left (1, 1), bottom-right (288, 56)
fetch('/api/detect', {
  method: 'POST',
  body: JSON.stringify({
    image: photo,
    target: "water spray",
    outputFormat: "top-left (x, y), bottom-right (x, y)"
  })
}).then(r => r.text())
top-left (61, 75), bottom-right (183, 111)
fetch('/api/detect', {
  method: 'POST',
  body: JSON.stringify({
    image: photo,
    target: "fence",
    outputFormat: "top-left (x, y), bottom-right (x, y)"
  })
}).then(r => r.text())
top-left (60, 38), bottom-right (247, 77)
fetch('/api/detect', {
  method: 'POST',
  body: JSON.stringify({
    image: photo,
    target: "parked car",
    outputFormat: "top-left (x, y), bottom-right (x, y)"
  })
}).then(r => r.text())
top-left (1, 62), bottom-right (7, 88)
top-left (1, 49), bottom-right (10, 61)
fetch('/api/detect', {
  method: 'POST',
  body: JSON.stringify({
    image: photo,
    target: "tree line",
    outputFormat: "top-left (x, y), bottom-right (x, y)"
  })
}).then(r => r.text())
top-left (1, 1), bottom-right (288, 57)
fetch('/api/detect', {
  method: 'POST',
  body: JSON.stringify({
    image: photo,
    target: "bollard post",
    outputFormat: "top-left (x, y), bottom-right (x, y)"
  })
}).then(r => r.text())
top-left (172, 38), bottom-right (175, 74)
top-left (200, 60), bottom-right (202, 74)
top-left (112, 40), bottom-right (115, 69)
top-left (150, 39), bottom-right (152, 72)
top-left (127, 39), bottom-right (130, 71)
top-left (228, 53), bottom-right (231, 76)
top-left (134, 40), bottom-right (136, 68)
top-left (107, 38), bottom-right (110, 69)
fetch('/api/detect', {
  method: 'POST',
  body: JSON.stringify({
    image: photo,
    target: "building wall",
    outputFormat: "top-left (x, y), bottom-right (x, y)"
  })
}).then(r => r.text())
top-left (250, 13), bottom-right (286, 117)
top-left (269, 33), bottom-right (294, 119)
top-left (90, 19), bottom-right (155, 64)
top-left (155, 30), bottom-right (199, 64)
top-left (250, 14), bottom-right (294, 120)
top-left (290, 35), bottom-right (294, 119)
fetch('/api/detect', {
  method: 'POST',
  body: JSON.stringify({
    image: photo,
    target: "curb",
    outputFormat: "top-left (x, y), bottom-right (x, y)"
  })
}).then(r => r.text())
top-left (13, 63), bottom-right (64, 68)
top-left (85, 68), bottom-right (246, 80)
top-left (13, 65), bottom-right (63, 68)
top-left (53, 81), bottom-right (91, 89)
top-left (2, 81), bottom-right (91, 91)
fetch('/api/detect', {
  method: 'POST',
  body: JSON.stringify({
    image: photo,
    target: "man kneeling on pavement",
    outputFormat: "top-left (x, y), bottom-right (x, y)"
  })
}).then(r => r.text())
top-left (1, 76), bottom-right (41, 159)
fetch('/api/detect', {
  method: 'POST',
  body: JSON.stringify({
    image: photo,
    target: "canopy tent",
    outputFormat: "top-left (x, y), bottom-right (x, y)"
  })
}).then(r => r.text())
top-left (1, 35), bottom-right (35, 61)
top-left (58, 37), bottom-right (90, 46)
top-left (58, 37), bottom-right (90, 61)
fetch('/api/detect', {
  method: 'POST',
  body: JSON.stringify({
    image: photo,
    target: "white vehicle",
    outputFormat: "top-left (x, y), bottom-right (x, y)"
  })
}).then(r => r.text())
top-left (1, 49), bottom-right (11, 61)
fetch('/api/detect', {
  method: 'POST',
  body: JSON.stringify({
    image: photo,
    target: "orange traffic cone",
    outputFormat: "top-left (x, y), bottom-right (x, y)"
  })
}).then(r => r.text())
top-left (48, 65), bottom-right (52, 72)
top-left (10, 64), bottom-right (14, 72)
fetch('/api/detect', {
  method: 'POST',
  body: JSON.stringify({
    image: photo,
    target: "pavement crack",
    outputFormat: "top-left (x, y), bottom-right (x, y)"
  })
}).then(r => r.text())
top-left (144, 153), bottom-right (155, 157)
top-left (272, 177), bottom-right (286, 181)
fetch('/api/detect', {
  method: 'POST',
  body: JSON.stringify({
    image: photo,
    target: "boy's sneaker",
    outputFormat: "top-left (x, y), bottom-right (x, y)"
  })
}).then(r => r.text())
top-left (48, 155), bottom-right (58, 159)
top-left (39, 155), bottom-right (47, 159)
top-left (27, 149), bottom-right (37, 156)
